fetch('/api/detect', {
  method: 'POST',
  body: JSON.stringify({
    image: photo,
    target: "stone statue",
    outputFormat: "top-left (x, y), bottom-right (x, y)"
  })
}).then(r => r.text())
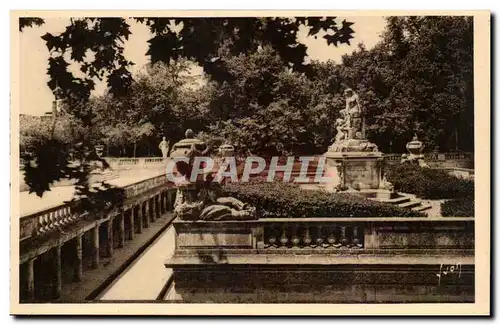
top-left (170, 130), bottom-right (257, 221)
top-left (324, 89), bottom-right (385, 193)
top-left (159, 137), bottom-right (170, 158)
top-left (173, 179), bottom-right (256, 221)
top-left (327, 89), bottom-right (378, 153)
top-left (344, 88), bottom-right (365, 140)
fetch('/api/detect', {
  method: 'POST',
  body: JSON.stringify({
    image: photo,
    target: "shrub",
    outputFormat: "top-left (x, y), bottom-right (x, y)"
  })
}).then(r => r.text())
top-left (223, 181), bottom-right (425, 218)
top-left (441, 197), bottom-right (475, 217)
top-left (385, 163), bottom-right (474, 199)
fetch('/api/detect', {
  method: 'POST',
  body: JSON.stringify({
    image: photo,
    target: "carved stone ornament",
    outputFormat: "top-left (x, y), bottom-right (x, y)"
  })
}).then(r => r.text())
top-left (170, 130), bottom-right (257, 221)
top-left (327, 90), bottom-right (379, 153)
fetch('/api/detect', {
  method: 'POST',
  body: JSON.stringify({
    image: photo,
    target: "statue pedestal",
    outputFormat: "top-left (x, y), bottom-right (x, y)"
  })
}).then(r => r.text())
top-left (324, 151), bottom-right (389, 199)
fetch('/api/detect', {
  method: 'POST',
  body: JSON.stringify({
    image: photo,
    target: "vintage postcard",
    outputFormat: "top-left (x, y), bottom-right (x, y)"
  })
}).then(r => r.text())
top-left (10, 10), bottom-right (490, 315)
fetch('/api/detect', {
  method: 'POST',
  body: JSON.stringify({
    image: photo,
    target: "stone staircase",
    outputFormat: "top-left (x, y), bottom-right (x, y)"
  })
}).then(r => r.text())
top-left (373, 193), bottom-right (432, 213)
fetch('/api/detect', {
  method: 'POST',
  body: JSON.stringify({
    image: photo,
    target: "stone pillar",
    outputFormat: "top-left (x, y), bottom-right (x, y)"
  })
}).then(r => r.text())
top-left (155, 195), bottom-right (160, 218)
top-left (159, 193), bottom-right (164, 215)
top-left (136, 206), bottom-right (143, 234)
top-left (168, 190), bottom-right (174, 211)
top-left (150, 198), bottom-right (156, 222)
top-left (119, 214), bottom-right (125, 248)
top-left (143, 203), bottom-right (149, 228)
top-left (128, 209), bottom-right (135, 240)
top-left (106, 220), bottom-right (114, 257)
top-left (74, 234), bottom-right (83, 282)
top-left (163, 192), bottom-right (168, 213)
top-left (158, 195), bottom-right (162, 217)
top-left (92, 226), bottom-right (99, 269)
top-left (26, 258), bottom-right (35, 301)
top-left (52, 246), bottom-right (62, 299)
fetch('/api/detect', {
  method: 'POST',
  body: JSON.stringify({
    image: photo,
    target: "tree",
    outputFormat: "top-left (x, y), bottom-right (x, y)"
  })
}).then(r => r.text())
top-left (202, 46), bottom-right (339, 156)
top-left (20, 16), bottom-right (355, 201)
top-left (91, 59), bottom-right (212, 157)
top-left (337, 16), bottom-right (473, 153)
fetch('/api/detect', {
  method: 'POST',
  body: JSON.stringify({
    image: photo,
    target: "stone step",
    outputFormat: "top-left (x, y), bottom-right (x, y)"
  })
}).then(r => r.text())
top-left (412, 204), bottom-right (432, 212)
top-left (398, 200), bottom-right (422, 209)
top-left (384, 196), bottom-right (411, 204)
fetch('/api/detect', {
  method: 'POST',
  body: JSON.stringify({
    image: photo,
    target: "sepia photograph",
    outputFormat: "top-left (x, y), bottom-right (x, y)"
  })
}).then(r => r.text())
top-left (10, 10), bottom-right (490, 315)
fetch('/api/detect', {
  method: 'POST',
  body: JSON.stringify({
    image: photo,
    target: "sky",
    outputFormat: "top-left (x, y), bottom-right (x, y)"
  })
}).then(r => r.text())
top-left (18, 16), bottom-right (387, 116)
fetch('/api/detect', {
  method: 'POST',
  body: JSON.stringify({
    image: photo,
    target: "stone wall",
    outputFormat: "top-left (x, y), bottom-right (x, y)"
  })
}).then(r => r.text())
top-left (164, 217), bottom-right (475, 303)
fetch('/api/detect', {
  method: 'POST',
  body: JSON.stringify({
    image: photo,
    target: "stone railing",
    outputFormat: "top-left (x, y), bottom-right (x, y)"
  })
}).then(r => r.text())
top-left (104, 157), bottom-right (166, 170)
top-left (384, 152), bottom-right (474, 169)
top-left (164, 216), bottom-right (475, 303)
top-left (20, 174), bottom-right (171, 243)
top-left (171, 216), bottom-right (474, 252)
top-left (20, 205), bottom-right (80, 242)
top-left (262, 223), bottom-right (364, 249)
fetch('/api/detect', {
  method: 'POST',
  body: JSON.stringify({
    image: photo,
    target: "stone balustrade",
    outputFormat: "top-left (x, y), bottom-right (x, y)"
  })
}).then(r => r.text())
top-left (263, 223), bottom-right (364, 249)
top-left (19, 174), bottom-right (177, 303)
top-left (384, 152), bottom-right (473, 169)
top-left (104, 157), bottom-right (166, 170)
top-left (170, 216), bottom-right (474, 252)
top-left (164, 216), bottom-right (475, 303)
top-left (20, 205), bottom-right (78, 242)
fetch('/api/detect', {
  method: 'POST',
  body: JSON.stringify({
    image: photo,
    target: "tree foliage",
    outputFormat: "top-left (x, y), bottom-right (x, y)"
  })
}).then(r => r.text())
top-left (19, 15), bottom-right (475, 207)
top-left (201, 46), bottom-right (339, 156)
top-left (20, 16), bottom-right (354, 199)
top-left (338, 16), bottom-right (474, 152)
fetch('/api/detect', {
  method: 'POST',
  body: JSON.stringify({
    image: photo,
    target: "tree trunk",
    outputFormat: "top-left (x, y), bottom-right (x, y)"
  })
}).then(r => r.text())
top-left (133, 141), bottom-right (137, 158)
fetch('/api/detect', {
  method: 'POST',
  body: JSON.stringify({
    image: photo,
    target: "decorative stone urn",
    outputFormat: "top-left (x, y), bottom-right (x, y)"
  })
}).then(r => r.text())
top-left (95, 144), bottom-right (104, 158)
top-left (406, 134), bottom-right (425, 160)
top-left (403, 134), bottom-right (429, 168)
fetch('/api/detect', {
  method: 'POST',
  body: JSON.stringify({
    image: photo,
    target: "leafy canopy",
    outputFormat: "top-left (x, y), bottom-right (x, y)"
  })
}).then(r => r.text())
top-left (19, 16), bottom-right (355, 201)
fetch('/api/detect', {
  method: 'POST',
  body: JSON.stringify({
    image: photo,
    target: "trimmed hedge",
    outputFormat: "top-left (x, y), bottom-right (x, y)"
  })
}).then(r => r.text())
top-left (441, 197), bottom-right (475, 217)
top-left (223, 181), bottom-right (425, 218)
top-left (385, 164), bottom-right (474, 199)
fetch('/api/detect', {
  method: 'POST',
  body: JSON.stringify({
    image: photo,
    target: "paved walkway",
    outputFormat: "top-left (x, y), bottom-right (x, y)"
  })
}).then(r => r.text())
top-left (20, 169), bottom-right (165, 217)
top-left (97, 225), bottom-right (175, 301)
top-left (58, 212), bottom-right (175, 302)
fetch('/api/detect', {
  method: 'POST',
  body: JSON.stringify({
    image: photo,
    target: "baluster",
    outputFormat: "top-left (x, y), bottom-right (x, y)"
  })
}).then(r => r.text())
top-left (314, 226), bottom-right (324, 248)
top-left (47, 211), bottom-right (57, 231)
top-left (302, 226), bottom-right (312, 247)
top-left (63, 208), bottom-right (71, 224)
top-left (42, 212), bottom-right (51, 232)
top-left (61, 208), bottom-right (69, 225)
top-left (340, 226), bottom-right (349, 247)
top-left (352, 226), bottom-right (363, 248)
top-left (70, 207), bottom-right (79, 222)
top-left (279, 227), bottom-right (289, 247)
top-left (291, 225), bottom-right (300, 247)
top-left (53, 210), bottom-right (63, 228)
top-left (327, 226), bottom-right (340, 248)
top-left (266, 227), bottom-right (277, 248)
top-left (38, 215), bottom-right (47, 234)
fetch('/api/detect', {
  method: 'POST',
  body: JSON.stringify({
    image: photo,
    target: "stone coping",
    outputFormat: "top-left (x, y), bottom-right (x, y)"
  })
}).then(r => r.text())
top-left (165, 253), bottom-right (474, 266)
top-left (324, 152), bottom-right (384, 158)
top-left (173, 216), bottom-right (475, 224)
